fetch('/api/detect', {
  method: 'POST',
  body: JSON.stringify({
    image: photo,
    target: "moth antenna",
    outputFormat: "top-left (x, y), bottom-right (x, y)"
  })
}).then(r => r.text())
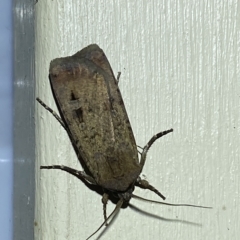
top-left (86, 198), bottom-right (124, 240)
top-left (140, 129), bottom-right (173, 170)
top-left (132, 194), bottom-right (212, 209)
top-left (137, 145), bottom-right (143, 149)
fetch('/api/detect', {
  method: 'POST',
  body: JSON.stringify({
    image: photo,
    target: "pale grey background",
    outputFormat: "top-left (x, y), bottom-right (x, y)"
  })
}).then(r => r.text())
top-left (35, 1), bottom-right (240, 240)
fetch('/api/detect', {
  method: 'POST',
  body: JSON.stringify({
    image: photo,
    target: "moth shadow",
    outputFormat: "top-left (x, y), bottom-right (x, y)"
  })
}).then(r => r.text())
top-left (95, 205), bottom-right (121, 240)
top-left (74, 177), bottom-right (203, 239)
top-left (92, 199), bottom-right (203, 240)
top-left (128, 203), bottom-right (203, 226)
top-left (57, 168), bottom-right (203, 227)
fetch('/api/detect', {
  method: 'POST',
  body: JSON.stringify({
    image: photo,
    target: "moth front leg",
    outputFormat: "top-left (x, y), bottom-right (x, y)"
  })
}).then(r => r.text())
top-left (36, 97), bottom-right (66, 129)
top-left (102, 192), bottom-right (109, 225)
top-left (37, 97), bottom-right (84, 158)
top-left (40, 165), bottom-right (96, 185)
top-left (135, 176), bottom-right (166, 200)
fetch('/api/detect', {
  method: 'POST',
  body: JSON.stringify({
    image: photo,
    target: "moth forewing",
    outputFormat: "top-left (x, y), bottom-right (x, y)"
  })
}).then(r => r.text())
top-left (49, 45), bottom-right (141, 192)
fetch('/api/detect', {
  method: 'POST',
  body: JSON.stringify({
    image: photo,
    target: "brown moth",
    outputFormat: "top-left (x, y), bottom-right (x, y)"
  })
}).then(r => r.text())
top-left (37, 44), bottom-right (210, 239)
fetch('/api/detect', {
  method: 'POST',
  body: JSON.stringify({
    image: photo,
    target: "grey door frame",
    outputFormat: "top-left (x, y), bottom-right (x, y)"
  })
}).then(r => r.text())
top-left (13, 1), bottom-right (36, 239)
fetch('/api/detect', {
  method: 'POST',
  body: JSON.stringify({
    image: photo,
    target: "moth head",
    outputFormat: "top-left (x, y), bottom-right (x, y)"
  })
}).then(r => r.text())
top-left (117, 185), bottom-right (135, 202)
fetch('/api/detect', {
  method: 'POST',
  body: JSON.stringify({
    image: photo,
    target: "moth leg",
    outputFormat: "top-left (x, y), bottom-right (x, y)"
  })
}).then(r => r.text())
top-left (37, 97), bottom-right (83, 158)
top-left (86, 198), bottom-right (124, 240)
top-left (102, 193), bottom-right (109, 225)
top-left (135, 177), bottom-right (166, 200)
top-left (36, 97), bottom-right (67, 130)
top-left (140, 129), bottom-right (173, 169)
top-left (137, 145), bottom-right (143, 155)
top-left (40, 165), bottom-right (96, 185)
top-left (116, 72), bottom-right (121, 83)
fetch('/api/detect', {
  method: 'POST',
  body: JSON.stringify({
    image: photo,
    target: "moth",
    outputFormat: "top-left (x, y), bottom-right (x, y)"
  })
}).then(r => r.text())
top-left (37, 44), bottom-right (210, 239)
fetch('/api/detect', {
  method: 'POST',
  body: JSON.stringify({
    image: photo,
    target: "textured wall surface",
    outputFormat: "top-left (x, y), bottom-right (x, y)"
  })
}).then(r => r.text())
top-left (35, 1), bottom-right (240, 239)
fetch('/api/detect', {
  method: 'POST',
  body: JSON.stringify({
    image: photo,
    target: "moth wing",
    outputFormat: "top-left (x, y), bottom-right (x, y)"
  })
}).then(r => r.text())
top-left (49, 45), bottom-right (141, 192)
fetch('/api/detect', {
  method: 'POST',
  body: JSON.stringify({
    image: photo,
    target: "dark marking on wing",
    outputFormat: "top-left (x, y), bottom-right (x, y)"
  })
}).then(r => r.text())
top-left (75, 107), bottom-right (83, 122)
top-left (71, 91), bottom-right (78, 101)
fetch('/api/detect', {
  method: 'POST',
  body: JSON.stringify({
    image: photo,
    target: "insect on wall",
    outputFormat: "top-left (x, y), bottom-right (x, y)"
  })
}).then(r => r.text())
top-left (37, 44), bottom-right (211, 239)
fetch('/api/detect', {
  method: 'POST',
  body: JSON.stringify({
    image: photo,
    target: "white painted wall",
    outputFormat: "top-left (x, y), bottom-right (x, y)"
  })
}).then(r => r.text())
top-left (35, 1), bottom-right (240, 239)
